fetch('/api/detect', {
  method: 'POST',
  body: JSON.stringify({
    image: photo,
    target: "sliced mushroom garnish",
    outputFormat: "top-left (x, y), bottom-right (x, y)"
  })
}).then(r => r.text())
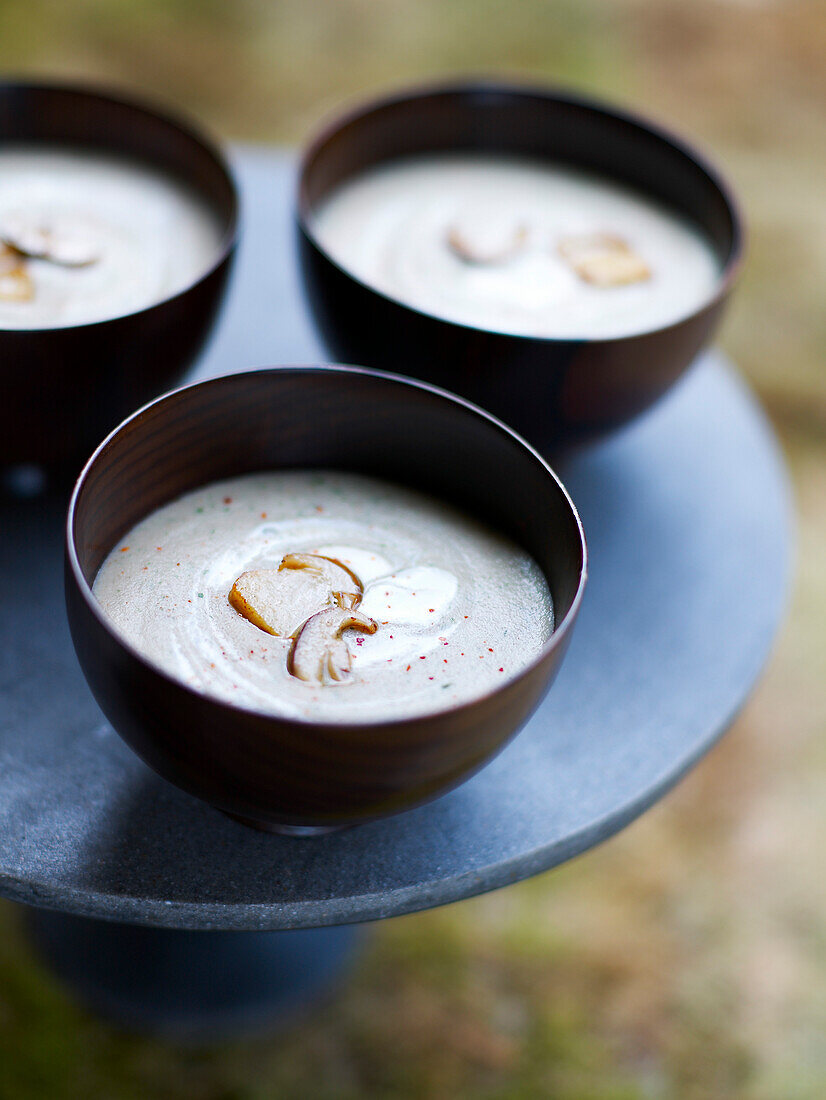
top-left (558, 233), bottom-right (650, 287)
top-left (288, 606), bottom-right (378, 684)
top-left (229, 566), bottom-right (334, 637)
top-left (446, 215), bottom-right (528, 265)
top-left (279, 552), bottom-right (363, 610)
top-left (0, 244), bottom-right (33, 302)
top-left (0, 213), bottom-right (99, 268)
top-left (230, 552), bottom-right (379, 683)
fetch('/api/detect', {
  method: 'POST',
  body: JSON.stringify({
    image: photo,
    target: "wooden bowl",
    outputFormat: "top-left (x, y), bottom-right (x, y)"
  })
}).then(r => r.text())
top-left (0, 81), bottom-right (238, 473)
top-left (297, 79), bottom-right (743, 451)
top-left (66, 366), bottom-right (587, 832)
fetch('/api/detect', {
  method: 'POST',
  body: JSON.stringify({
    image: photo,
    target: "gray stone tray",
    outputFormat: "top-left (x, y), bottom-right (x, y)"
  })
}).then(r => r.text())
top-left (0, 150), bottom-right (791, 932)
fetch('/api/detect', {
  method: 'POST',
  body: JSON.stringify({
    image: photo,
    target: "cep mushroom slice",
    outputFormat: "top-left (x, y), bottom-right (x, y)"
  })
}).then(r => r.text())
top-left (446, 215), bottom-right (528, 265)
top-left (229, 567), bottom-right (334, 637)
top-left (558, 233), bottom-right (651, 287)
top-left (279, 553), bottom-right (364, 610)
top-left (288, 607), bottom-right (378, 684)
top-left (0, 245), bottom-right (33, 302)
top-left (0, 213), bottom-right (99, 268)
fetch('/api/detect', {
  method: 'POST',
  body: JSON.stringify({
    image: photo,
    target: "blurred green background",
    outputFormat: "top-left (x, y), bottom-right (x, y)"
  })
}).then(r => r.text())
top-left (1, 2), bottom-right (824, 1097)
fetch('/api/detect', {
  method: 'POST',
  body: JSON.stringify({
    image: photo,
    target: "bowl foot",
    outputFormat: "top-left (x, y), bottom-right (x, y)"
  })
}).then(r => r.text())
top-left (224, 810), bottom-right (350, 836)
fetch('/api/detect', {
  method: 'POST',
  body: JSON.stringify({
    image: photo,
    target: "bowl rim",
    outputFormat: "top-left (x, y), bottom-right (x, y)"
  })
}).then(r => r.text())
top-left (296, 75), bottom-right (745, 345)
top-left (66, 363), bottom-right (588, 731)
top-left (0, 77), bottom-right (239, 335)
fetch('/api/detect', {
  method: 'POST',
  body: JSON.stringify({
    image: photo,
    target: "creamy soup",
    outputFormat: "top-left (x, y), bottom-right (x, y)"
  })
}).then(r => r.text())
top-left (312, 154), bottom-right (721, 339)
top-left (93, 471), bottom-right (554, 722)
top-left (0, 147), bottom-right (223, 328)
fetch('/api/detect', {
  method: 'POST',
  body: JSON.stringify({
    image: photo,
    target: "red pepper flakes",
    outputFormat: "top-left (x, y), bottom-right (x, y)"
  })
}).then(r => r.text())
top-left (419, 655), bottom-right (426, 660)
top-left (406, 664), bottom-right (411, 671)
top-left (488, 647), bottom-right (494, 653)
top-left (120, 546), bottom-right (129, 552)
top-left (315, 505), bottom-right (323, 513)
top-left (428, 608), bottom-right (435, 613)
top-left (499, 667), bottom-right (504, 672)
top-left (428, 676), bottom-right (434, 680)
top-left (223, 496), bottom-right (233, 504)
top-left (260, 512), bottom-right (267, 519)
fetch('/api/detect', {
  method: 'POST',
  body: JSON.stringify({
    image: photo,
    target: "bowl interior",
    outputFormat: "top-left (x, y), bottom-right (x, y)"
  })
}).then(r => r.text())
top-left (71, 367), bottom-right (585, 636)
top-left (300, 82), bottom-right (739, 276)
top-left (0, 81), bottom-right (237, 253)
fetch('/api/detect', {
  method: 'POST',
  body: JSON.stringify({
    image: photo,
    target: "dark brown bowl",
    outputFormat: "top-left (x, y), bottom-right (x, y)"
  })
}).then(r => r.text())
top-left (297, 79), bottom-right (743, 451)
top-left (66, 366), bottom-right (587, 832)
top-left (0, 81), bottom-right (238, 473)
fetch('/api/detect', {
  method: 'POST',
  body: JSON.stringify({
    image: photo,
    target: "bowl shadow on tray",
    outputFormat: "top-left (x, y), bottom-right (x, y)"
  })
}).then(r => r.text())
top-left (70, 761), bottom-right (500, 921)
top-left (71, 697), bottom-right (604, 926)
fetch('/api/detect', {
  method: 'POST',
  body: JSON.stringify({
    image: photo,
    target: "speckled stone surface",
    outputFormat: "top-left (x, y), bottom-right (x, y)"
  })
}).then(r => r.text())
top-left (0, 150), bottom-right (792, 931)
